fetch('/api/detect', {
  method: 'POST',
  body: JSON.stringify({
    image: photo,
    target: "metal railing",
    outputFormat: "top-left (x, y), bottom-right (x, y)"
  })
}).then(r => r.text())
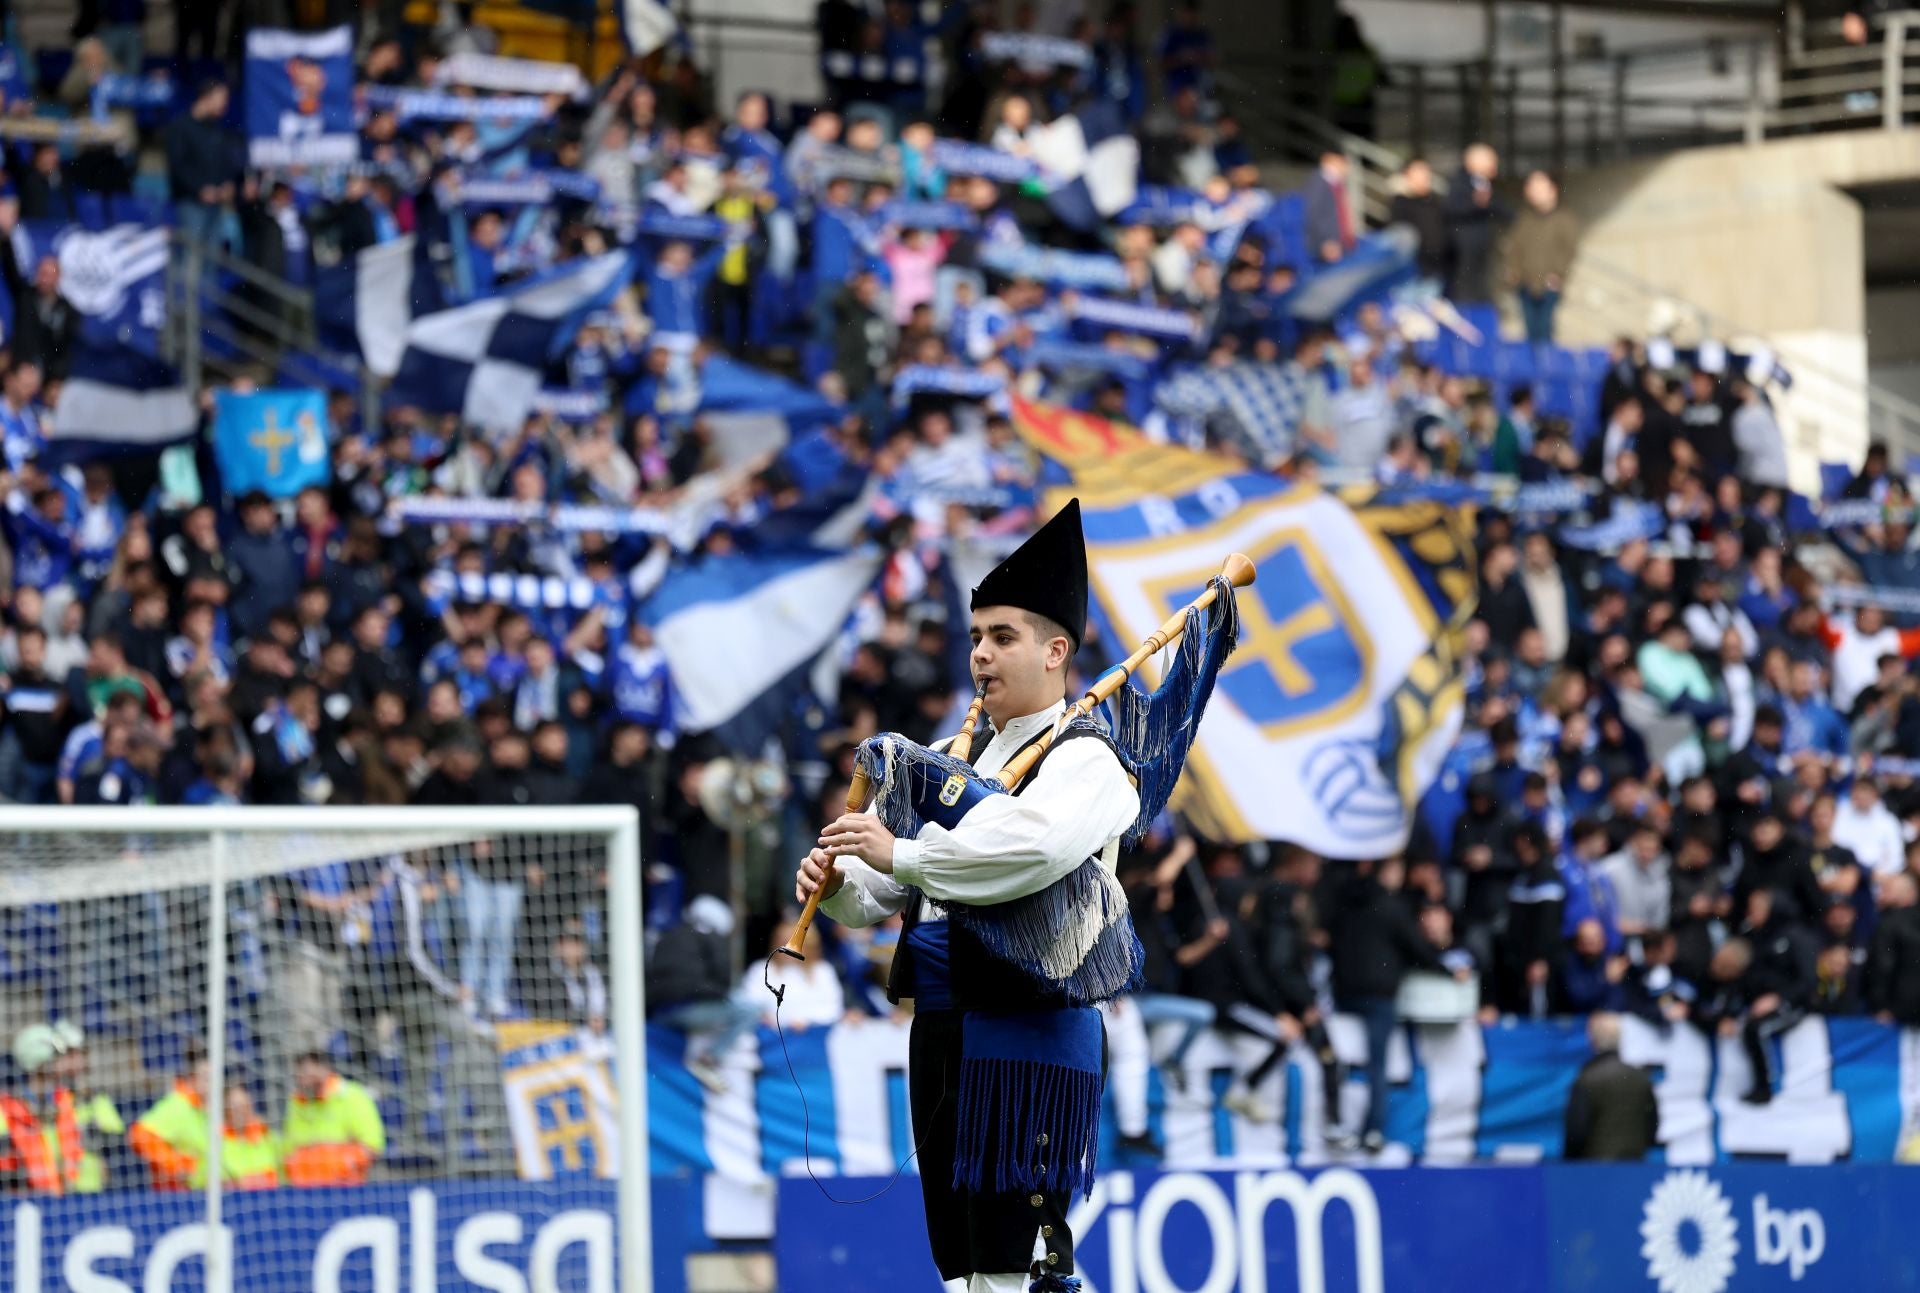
top-left (162, 231), bottom-right (378, 429)
top-left (1223, 12), bottom-right (1915, 176)
top-left (1214, 86), bottom-right (1920, 462)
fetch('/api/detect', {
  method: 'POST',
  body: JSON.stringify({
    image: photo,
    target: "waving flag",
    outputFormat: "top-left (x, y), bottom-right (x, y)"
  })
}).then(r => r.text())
top-left (385, 251), bottom-right (636, 430)
top-left (1033, 101), bottom-right (1140, 231)
top-left (620, 0), bottom-right (678, 55)
top-left (643, 546), bottom-right (882, 750)
top-left (1013, 400), bottom-right (1476, 855)
top-left (46, 225), bottom-right (195, 458)
top-left (213, 389), bottom-right (331, 497)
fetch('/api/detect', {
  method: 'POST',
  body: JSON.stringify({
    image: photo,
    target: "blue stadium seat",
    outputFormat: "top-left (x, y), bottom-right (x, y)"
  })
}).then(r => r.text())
top-left (1820, 462), bottom-right (1854, 499)
top-left (1492, 341), bottom-right (1539, 384)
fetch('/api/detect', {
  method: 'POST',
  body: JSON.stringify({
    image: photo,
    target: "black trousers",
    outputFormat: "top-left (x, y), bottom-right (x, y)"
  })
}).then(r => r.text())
top-left (909, 1009), bottom-right (1100, 1282)
top-left (1742, 1003), bottom-right (1807, 1102)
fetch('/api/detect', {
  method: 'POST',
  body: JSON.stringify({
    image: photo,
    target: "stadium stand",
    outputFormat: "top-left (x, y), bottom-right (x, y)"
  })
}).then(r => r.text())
top-left (1, 1), bottom-right (1919, 1279)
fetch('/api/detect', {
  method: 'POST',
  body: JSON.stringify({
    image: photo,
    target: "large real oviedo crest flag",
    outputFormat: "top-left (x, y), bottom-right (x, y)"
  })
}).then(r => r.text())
top-left (1011, 399), bottom-right (1476, 857)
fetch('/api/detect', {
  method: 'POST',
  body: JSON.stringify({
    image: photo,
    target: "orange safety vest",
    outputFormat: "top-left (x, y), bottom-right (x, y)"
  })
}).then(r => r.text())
top-left (222, 1121), bottom-right (282, 1190)
top-left (129, 1081), bottom-right (205, 1190)
top-left (0, 1091), bottom-right (83, 1194)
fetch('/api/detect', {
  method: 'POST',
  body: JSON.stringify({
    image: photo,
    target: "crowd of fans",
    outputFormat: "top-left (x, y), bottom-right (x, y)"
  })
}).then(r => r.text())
top-left (0, 0), bottom-right (1912, 1187)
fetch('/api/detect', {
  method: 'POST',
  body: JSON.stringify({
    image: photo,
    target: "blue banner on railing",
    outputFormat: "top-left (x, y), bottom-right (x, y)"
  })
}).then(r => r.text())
top-left (646, 1011), bottom-right (1918, 1233)
top-left (778, 1162), bottom-right (1920, 1293)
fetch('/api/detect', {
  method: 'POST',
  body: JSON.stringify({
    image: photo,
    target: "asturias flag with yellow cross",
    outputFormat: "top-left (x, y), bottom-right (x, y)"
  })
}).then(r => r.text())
top-left (212, 388), bottom-right (332, 498)
top-left (1013, 399), bottom-right (1476, 857)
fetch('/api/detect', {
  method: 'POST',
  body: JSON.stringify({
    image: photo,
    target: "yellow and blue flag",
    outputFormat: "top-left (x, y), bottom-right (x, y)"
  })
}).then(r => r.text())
top-left (1013, 399), bottom-right (1476, 857)
top-left (212, 389), bottom-right (332, 498)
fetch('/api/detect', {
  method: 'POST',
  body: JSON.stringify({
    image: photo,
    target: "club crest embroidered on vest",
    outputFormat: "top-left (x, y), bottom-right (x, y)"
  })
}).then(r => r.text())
top-left (938, 773), bottom-right (966, 807)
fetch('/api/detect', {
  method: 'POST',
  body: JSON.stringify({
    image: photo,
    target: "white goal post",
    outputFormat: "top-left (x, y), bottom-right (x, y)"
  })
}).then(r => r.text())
top-left (0, 805), bottom-right (647, 1293)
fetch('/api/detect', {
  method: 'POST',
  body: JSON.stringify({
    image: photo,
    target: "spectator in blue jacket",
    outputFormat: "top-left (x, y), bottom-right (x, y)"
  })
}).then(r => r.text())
top-left (1779, 659), bottom-right (1848, 760)
top-left (1561, 818), bottom-right (1624, 956)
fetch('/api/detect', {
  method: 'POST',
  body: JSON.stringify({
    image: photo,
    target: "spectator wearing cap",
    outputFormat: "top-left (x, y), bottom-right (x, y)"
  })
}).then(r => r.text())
top-left (1734, 810), bottom-right (1826, 928)
top-left (1683, 574), bottom-right (1758, 661)
top-left (1, 1021), bottom-right (124, 1195)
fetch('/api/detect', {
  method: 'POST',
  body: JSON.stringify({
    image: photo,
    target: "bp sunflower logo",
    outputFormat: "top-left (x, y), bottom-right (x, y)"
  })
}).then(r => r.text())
top-left (1640, 1169), bottom-right (1739, 1293)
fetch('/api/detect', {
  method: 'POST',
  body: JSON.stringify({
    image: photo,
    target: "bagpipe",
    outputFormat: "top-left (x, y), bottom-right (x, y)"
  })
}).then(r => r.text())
top-left (783, 553), bottom-right (1255, 1006)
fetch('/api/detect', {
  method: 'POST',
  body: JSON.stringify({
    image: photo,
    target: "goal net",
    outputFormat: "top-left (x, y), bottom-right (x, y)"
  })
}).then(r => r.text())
top-left (0, 805), bottom-right (646, 1293)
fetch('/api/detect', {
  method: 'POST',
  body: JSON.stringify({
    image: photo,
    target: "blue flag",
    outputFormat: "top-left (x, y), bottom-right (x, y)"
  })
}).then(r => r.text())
top-left (46, 225), bottom-right (196, 460)
top-left (245, 27), bottom-right (356, 167)
top-left (213, 390), bottom-right (332, 497)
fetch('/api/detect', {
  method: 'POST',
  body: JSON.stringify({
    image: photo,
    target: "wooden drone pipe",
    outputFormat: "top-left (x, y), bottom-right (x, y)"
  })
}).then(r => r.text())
top-left (780, 553), bottom-right (1253, 959)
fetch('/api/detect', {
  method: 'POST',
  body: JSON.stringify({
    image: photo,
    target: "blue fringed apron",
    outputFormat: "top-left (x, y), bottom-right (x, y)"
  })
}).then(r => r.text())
top-left (953, 1006), bottom-right (1105, 1199)
top-left (863, 718), bottom-right (1138, 1202)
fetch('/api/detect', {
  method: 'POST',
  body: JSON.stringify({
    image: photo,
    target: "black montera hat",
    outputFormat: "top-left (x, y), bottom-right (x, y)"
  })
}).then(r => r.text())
top-left (970, 498), bottom-right (1088, 646)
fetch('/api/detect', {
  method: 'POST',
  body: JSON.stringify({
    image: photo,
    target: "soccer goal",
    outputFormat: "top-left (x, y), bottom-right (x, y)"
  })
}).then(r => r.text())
top-left (0, 805), bottom-right (647, 1293)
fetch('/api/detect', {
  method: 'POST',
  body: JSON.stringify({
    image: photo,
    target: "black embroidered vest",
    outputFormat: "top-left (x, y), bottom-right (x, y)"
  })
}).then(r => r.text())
top-left (884, 721), bottom-right (1118, 1012)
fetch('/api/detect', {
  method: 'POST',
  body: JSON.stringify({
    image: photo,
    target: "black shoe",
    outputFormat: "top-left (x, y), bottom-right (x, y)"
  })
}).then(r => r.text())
top-left (1742, 1085), bottom-right (1774, 1106)
top-left (1118, 1132), bottom-right (1164, 1157)
top-left (1325, 1128), bottom-right (1359, 1151)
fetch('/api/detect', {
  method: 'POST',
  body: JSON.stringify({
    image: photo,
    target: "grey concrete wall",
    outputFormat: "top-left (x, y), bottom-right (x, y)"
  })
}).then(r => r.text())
top-left (1546, 130), bottom-right (1920, 479)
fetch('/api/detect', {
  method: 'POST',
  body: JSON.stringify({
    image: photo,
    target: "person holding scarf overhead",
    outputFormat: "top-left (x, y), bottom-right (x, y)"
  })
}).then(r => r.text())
top-left (797, 500), bottom-right (1138, 1293)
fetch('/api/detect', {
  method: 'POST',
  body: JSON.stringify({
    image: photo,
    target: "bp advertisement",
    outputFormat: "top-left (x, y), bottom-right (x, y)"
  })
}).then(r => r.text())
top-left (779, 1164), bottom-right (1920, 1293)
